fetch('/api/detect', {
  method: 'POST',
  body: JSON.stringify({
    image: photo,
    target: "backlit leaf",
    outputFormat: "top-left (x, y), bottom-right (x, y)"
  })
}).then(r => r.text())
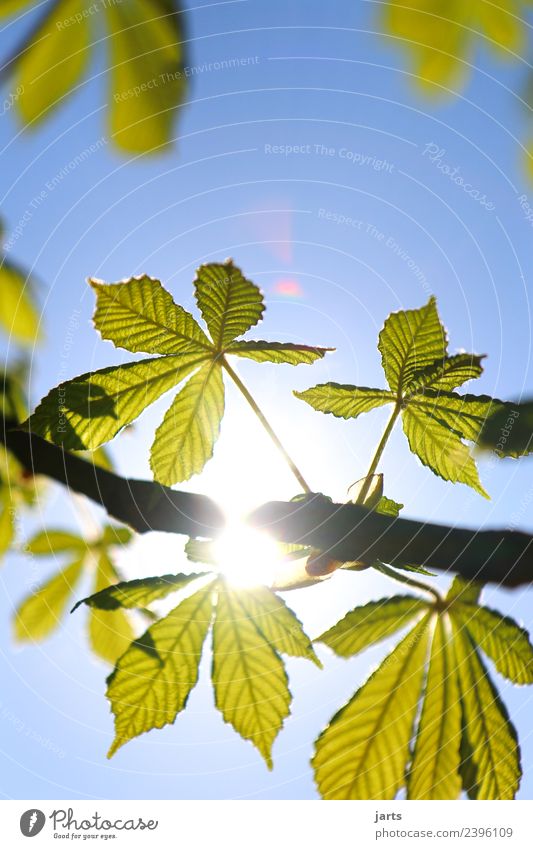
top-left (194, 262), bottom-right (264, 348)
top-left (90, 276), bottom-right (209, 355)
top-left (445, 575), bottom-right (482, 605)
top-left (294, 384), bottom-right (394, 419)
top-left (408, 615), bottom-right (462, 799)
top-left (27, 352), bottom-right (207, 449)
top-left (25, 529), bottom-right (85, 556)
top-left (317, 596), bottom-right (428, 658)
top-left (477, 401), bottom-right (533, 457)
top-left (73, 572), bottom-right (205, 611)
top-left (150, 360), bottom-right (224, 484)
top-left (451, 619), bottom-right (521, 799)
top-left (107, 583), bottom-right (213, 756)
top-left (212, 582), bottom-right (291, 768)
top-left (402, 404), bottom-right (488, 496)
top-left (378, 297), bottom-right (446, 394)
top-left (407, 353), bottom-right (485, 394)
top-left (227, 340), bottom-right (333, 364)
top-left (313, 616), bottom-right (430, 799)
top-left (453, 604), bottom-right (533, 685)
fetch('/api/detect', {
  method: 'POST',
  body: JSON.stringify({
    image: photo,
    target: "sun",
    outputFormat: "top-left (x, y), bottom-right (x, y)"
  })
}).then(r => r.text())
top-left (212, 523), bottom-right (285, 588)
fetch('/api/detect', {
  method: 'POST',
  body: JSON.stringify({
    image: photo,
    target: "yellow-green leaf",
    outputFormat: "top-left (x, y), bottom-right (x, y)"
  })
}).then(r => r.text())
top-left (317, 596), bottom-right (428, 658)
top-left (445, 575), bottom-right (482, 604)
top-left (27, 352), bottom-right (207, 449)
top-left (402, 403), bottom-right (488, 496)
top-left (406, 353), bottom-right (484, 394)
top-left (227, 340), bottom-right (333, 364)
top-left (408, 615), bottom-right (462, 799)
top-left (0, 496), bottom-right (15, 560)
top-left (451, 617), bottom-right (521, 799)
top-left (194, 262), bottom-right (264, 349)
top-left (294, 384), bottom-right (394, 419)
top-left (107, 583), bottom-right (213, 756)
top-left (313, 616), bottom-right (430, 799)
top-left (90, 276), bottom-right (210, 355)
top-left (0, 262), bottom-right (41, 345)
top-left (105, 0), bottom-right (186, 153)
top-left (150, 360), bottom-right (224, 484)
top-left (73, 572), bottom-right (205, 611)
top-left (14, 557), bottom-right (85, 641)
top-left (378, 297), bottom-right (446, 394)
top-left (25, 529), bottom-right (85, 556)
top-left (15, 0), bottom-right (92, 124)
top-left (453, 603), bottom-right (533, 685)
top-left (410, 390), bottom-right (500, 442)
top-left (212, 582), bottom-right (291, 768)
top-left (89, 552), bottom-right (135, 665)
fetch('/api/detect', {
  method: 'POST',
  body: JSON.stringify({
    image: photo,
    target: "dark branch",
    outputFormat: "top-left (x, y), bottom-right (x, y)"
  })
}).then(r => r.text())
top-left (3, 420), bottom-right (533, 587)
top-left (2, 420), bottom-right (224, 538)
top-left (249, 497), bottom-right (533, 588)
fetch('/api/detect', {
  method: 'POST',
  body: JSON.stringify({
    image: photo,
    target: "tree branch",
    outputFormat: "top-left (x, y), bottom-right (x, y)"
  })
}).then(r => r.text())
top-left (3, 420), bottom-right (533, 587)
top-left (2, 419), bottom-right (224, 538)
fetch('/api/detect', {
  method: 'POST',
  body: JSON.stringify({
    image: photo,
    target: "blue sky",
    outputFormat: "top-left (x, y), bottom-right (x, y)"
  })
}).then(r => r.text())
top-left (1, 0), bottom-right (533, 799)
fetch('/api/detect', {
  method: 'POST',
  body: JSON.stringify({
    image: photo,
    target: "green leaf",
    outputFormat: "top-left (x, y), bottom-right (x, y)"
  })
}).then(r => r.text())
top-left (294, 384), bottom-right (394, 419)
top-left (410, 391), bottom-right (500, 442)
top-left (0, 0), bottom-right (34, 16)
top-left (313, 616), bottom-right (430, 799)
top-left (27, 352), bottom-right (207, 450)
top-left (15, 0), bottom-right (92, 124)
top-left (14, 557), bottom-right (85, 641)
top-left (100, 525), bottom-right (133, 548)
top-left (194, 262), bottom-right (264, 349)
top-left (0, 262), bottom-right (41, 345)
top-left (317, 596), bottom-right (428, 658)
top-left (212, 582), bottom-right (291, 768)
top-left (25, 529), bottom-right (85, 556)
top-left (89, 553), bottom-right (135, 665)
top-left (402, 404), bottom-right (488, 496)
top-left (0, 496), bottom-right (15, 560)
top-left (378, 297), bottom-right (446, 394)
top-left (375, 496), bottom-right (403, 517)
top-left (90, 276), bottom-right (210, 355)
top-left (105, 0), bottom-right (186, 154)
top-left (184, 538), bottom-right (218, 566)
top-left (150, 360), bottom-right (224, 484)
top-left (73, 572), bottom-right (205, 611)
top-left (451, 618), bottom-right (521, 799)
top-left (453, 604), bottom-right (533, 685)
top-left (232, 586), bottom-right (321, 666)
top-left (477, 401), bottom-right (533, 457)
top-left (445, 575), bottom-right (482, 605)
top-left (408, 615), bottom-right (462, 799)
top-left (227, 340), bottom-right (333, 364)
top-left (406, 353), bottom-right (485, 394)
top-left (107, 583), bottom-right (213, 757)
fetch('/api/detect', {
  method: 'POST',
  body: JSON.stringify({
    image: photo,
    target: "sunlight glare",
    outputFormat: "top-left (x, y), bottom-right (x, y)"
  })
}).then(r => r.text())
top-left (213, 524), bottom-right (284, 588)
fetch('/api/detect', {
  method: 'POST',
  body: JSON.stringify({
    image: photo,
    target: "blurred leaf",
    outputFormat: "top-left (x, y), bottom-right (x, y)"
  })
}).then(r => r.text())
top-left (25, 529), bottom-right (85, 556)
top-left (14, 557), bottom-right (85, 641)
top-left (313, 616), bottom-right (430, 799)
top-left (445, 575), bottom-right (482, 604)
top-left (5, 0), bottom-right (187, 154)
top-left (212, 582), bottom-right (291, 768)
top-left (476, 401), bottom-right (533, 457)
top-left (0, 495), bottom-right (15, 560)
top-left (317, 596), bottom-right (428, 658)
top-left (451, 619), bottom-right (521, 799)
top-left (150, 360), bottom-right (224, 485)
top-left (107, 583), bottom-right (213, 756)
top-left (408, 616), bottom-right (462, 799)
top-left (89, 552), bottom-right (135, 665)
top-left (0, 260), bottom-right (41, 346)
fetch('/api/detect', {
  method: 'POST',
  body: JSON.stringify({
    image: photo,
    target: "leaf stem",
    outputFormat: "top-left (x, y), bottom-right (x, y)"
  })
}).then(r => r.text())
top-left (221, 356), bottom-right (312, 494)
top-left (375, 561), bottom-right (441, 603)
top-left (356, 403), bottom-right (401, 504)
